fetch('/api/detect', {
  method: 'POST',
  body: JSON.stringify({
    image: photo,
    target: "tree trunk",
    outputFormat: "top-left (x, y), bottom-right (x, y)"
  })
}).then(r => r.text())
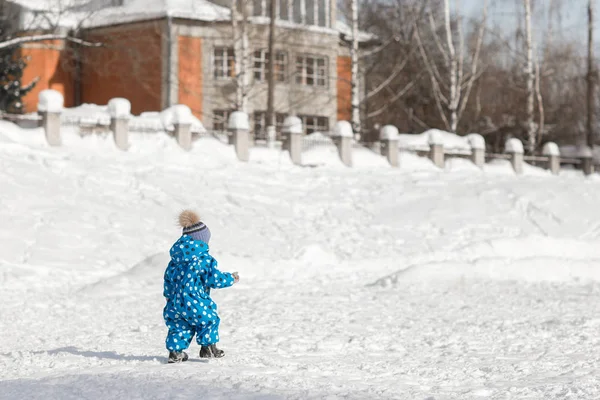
top-left (351, 0), bottom-right (360, 135)
top-left (587, 0), bottom-right (595, 148)
top-left (266, 0), bottom-right (277, 132)
top-left (524, 0), bottom-right (536, 154)
top-left (444, 0), bottom-right (458, 133)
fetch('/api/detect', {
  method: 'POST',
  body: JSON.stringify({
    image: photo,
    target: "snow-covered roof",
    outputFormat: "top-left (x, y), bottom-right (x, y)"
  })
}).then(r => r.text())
top-left (335, 20), bottom-right (377, 43)
top-left (86, 0), bottom-right (230, 28)
top-left (11, 0), bottom-right (372, 40)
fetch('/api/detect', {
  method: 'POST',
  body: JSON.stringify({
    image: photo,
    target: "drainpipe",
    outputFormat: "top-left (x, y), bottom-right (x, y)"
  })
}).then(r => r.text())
top-left (166, 14), bottom-right (173, 107)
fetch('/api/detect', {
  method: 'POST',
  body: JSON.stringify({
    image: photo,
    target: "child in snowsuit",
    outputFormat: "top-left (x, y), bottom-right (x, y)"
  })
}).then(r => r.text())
top-left (163, 210), bottom-right (239, 363)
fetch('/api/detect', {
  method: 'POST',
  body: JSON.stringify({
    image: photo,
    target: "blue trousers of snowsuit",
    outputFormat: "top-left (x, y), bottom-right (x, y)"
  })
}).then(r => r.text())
top-left (163, 235), bottom-right (235, 352)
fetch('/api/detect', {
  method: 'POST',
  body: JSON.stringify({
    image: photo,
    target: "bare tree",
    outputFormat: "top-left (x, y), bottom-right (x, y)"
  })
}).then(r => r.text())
top-left (523, 0), bottom-right (536, 153)
top-left (414, 0), bottom-right (488, 133)
top-left (587, 0), bottom-right (595, 148)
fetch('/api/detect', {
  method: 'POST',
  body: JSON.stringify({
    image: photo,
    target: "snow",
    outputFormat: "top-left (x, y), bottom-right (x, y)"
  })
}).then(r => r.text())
top-left (543, 142), bottom-right (560, 156)
top-left (332, 120), bottom-right (353, 138)
top-left (398, 129), bottom-right (472, 154)
top-left (467, 133), bottom-right (486, 150)
top-left (228, 111), bottom-right (249, 131)
top-left (282, 116), bottom-right (302, 134)
top-left (505, 138), bottom-right (524, 154)
top-left (379, 125), bottom-right (399, 141)
top-left (107, 98), bottom-right (131, 119)
top-left (37, 89), bottom-right (63, 113)
top-left (171, 104), bottom-right (192, 125)
top-left (578, 146), bottom-right (594, 158)
top-left (1, 121), bottom-right (600, 399)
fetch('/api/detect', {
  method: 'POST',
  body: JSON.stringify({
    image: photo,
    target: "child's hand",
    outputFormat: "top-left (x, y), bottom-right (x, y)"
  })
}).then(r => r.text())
top-left (232, 271), bottom-right (240, 283)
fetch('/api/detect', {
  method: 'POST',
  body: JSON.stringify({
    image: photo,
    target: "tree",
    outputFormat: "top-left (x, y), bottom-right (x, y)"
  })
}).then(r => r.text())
top-left (414, 0), bottom-right (488, 133)
top-left (0, 42), bottom-right (37, 113)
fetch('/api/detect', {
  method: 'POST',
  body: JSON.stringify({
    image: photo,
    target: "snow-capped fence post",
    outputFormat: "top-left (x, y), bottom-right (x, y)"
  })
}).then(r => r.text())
top-left (332, 121), bottom-right (353, 167)
top-left (468, 134), bottom-right (486, 168)
top-left (173, 105), bottom-right (193, 151)
top-left (108, 98), bottom-right (131, 151)
top-left (37, 89), bottom-right (63, 146)
top-left (379, 125), bottom-right (399, 167)
top-left (542, 142), bottom-right (560, 175)
top-left (282, 116), bottom-right (303, 165)
top-left (228, 111), bottom-right (250, 162)
top-left (428, 130), bottom-right (444, 168)
top-left (505, 138), bottom-right (524, 175)
top-left (579, 146), bottom-right (595, 175)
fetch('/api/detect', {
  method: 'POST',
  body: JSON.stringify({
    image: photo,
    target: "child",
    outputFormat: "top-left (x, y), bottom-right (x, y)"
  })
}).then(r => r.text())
top-left (163, 210), bottom-right (239, 363)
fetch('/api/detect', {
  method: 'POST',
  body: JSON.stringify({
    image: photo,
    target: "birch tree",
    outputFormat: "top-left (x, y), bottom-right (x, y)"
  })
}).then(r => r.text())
top-left (231, 0), bottom-right (249, 113)
top-left (350, 0), bottom-right (360, 135)
top-left (414, 0), bottom-right (488, 133)
top-left (523, 0), bottom-right (536, 153)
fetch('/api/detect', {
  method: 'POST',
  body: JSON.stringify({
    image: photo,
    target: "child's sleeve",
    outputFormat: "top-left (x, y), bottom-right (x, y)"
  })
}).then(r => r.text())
top-left (163, 265), bottom-right (175, 298)
top-left (206, 257), bottom-right (235, 289)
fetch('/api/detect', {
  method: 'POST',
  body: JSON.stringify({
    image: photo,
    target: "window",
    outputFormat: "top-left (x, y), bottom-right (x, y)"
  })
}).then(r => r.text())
top-left (255, 0), bottom-right (329, 27)
top-left (253, 50), bottom-right (287, 82)
top-left (299, 115), bottom-right (329, 134)
top-left (305, 0), bottom-right (315, 25)
top-left (253, 111), bottom-right (288, 138)
top-left (295, 55), bottom-right (327, 87)
top-left (213, 110), bottom-right (232, 131)
top-left (279, 0), bottom-right (289, 20)
top-left (253, 0), bottom-right (263, 16)
top-left (213, 47), bottom-right (235, 80)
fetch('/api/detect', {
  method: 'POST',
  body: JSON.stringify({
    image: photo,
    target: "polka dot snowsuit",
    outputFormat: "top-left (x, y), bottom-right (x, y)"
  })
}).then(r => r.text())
top-left (163, 235), bottom-right (235, 352)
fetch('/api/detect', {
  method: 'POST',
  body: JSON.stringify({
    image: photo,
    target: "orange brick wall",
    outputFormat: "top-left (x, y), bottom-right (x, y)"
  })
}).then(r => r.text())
top-left (337, 56), bottom-right (352, 122)
top-left (81, 22), bottom-right (163, 115)
top-left (21, 41), bottom-right (74, 113)
top-left (178, 36), bottom-right (203, 119)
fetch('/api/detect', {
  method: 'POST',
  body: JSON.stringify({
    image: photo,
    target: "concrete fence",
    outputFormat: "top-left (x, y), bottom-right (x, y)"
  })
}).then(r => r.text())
top-left (6, 90), bottom-right (597, 176)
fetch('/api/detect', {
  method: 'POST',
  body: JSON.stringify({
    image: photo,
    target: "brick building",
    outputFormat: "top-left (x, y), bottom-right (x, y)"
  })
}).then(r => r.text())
top-left (7, 0), bottom-right (374, 135)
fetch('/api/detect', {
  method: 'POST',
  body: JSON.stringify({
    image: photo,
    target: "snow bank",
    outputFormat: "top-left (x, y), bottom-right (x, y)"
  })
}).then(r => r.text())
top-left (398, 129), bottom-right (474, 154)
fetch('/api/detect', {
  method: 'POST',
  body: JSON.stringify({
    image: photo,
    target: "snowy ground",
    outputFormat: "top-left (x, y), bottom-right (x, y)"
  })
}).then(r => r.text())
top-left (1, 122), bottom-right (600, 399)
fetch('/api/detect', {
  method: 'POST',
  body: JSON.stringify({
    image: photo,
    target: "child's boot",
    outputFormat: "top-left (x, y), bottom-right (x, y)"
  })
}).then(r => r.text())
top-left (168, 350), bottom-right (189, 363)
top-left (199, 344), bottom-right (225, 358)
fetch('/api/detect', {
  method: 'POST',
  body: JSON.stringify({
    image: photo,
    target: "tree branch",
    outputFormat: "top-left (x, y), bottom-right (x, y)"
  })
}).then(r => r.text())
top-left (0, 34), bottom-right (102, 50)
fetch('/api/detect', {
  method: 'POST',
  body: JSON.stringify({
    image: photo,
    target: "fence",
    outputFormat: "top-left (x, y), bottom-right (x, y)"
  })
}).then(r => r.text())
top-left (6, 89), bottom-right (598, 176)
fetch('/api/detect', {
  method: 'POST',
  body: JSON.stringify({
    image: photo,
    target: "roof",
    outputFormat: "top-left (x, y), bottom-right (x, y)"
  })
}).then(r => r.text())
top-left (10, 0), bottom-right (373, 41)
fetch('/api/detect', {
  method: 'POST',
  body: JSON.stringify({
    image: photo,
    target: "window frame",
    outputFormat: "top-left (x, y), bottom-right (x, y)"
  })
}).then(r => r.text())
top-left (295, 54), bottom-right (328, 88)
top-left (253, 49), bottom-right (288, 83)
top-left (213, 47), bottom-right (235, 80)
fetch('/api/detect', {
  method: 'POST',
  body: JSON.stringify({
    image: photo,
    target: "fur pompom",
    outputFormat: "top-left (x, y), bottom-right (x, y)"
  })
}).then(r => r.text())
top-left (178, 210), bottom-right (201, 228)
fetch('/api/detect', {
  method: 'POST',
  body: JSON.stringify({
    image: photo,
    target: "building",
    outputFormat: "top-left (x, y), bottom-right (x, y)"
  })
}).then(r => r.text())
top-left (7, 0), bottom-right (374, 136)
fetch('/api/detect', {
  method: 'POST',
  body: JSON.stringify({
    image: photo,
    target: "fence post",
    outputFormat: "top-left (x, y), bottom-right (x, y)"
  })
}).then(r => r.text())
top-left (505, 138), bottom-right (524, 174)
top-left (37, 89), bottom-right (63, 146)
top-left (468, 133), bottom-right (486, 168)
top-left (282, 116), bottom-right (303, 165)
top-left (542, 142), bottom-right (560, 175)
top-left (379, 125), bottom-right (399, 167)
top-left (579, 146), bottom-right (595, 175)
top-left (428, 130), bottom-right (444, 168)
top-left (108, 98), bottom-right (131, 151)
top-left (228, 111), bottom-right (250, 162)
top-left (332, 121), bottom-right (353, 167)
top-left (172, 105), bottom-right (193, 151)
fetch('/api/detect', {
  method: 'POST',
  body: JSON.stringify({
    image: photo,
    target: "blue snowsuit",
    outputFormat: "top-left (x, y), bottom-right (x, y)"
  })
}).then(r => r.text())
top-left (163, 235), bottom-right (235, 351)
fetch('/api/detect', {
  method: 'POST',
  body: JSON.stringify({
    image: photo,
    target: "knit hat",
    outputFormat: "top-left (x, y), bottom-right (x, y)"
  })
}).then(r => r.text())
top-left (178, 210), bottom-right (211, 244)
